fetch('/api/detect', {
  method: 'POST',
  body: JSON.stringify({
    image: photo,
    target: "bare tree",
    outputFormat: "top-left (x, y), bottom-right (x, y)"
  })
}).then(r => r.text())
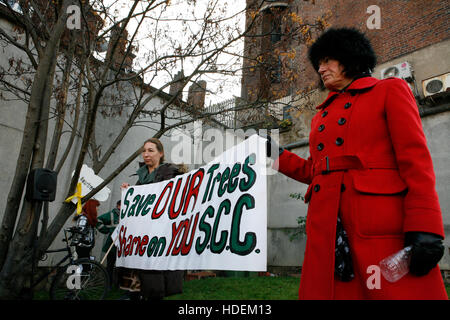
top-left (0, 0), bottom-right (322, 298)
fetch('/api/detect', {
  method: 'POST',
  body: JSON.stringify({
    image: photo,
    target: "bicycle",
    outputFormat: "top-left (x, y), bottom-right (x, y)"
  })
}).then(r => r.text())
top-left (32, 227), bottom-right (110, 300)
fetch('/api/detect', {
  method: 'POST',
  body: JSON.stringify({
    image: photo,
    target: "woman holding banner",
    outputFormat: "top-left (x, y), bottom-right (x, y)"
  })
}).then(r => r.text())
top-left (267, 28), bottom-right (446, 299)
top-left (120, 138), bottom-right (185, 301)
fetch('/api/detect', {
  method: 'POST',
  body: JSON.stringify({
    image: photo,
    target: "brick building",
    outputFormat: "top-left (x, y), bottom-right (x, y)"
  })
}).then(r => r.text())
top-left (241, 0), bottom-right (449, 106)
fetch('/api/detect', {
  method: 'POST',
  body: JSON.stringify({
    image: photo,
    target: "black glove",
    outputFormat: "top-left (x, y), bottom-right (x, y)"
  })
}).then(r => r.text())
top-left (259, 133), bottom-right (284, 160)
top-left (404, 232), bottom-right (444, 276)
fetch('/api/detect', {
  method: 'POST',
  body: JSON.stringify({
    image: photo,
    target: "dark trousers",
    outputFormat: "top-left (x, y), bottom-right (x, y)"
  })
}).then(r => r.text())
top-left (106, 247), bottom-right (117, 287)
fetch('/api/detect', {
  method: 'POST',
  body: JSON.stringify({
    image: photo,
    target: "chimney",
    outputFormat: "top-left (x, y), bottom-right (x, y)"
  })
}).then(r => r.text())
top-left (169, 70), bottom-right (185, 99)
top-left (105, 22), bottom-right (135, 71)
top-left (187, 80), bottom-right (207, 109)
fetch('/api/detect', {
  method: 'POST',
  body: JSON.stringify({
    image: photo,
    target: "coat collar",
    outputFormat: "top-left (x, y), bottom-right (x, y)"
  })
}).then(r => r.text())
top-left (316, 76), bottom-right (380, 110)
top-left (136, 163), bottom-right (162, 184)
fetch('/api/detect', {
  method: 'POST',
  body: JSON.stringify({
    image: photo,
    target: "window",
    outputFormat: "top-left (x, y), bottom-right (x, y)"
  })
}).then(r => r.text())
top-left (261, 4), bottom-right (287, 84)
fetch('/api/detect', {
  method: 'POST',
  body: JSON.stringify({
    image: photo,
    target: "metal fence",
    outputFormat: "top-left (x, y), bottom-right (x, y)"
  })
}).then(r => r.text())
top-left (205, 95), bottom-right (295, 129)
top-left (204, 97), bottom-right (237, 129)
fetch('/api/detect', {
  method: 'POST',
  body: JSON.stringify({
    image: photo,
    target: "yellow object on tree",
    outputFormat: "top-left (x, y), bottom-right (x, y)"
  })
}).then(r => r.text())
top-left (65, 182), bottom-right (83, 214)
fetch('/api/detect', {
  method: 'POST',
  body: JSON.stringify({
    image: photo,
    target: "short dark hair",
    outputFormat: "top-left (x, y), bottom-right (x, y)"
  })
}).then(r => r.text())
top-left (308, 27), bottom-right (377, 78)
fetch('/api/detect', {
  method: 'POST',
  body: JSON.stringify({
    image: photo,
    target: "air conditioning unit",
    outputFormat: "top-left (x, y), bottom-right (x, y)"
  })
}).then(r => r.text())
top-left (380, 62), bottom-right (413, 81)
top-left (422, 73), bottom-right (450, 97)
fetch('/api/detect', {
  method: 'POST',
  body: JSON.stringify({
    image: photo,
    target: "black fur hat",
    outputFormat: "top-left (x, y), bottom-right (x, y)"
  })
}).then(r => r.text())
top-left (308, 27), bottom-right (377, 78)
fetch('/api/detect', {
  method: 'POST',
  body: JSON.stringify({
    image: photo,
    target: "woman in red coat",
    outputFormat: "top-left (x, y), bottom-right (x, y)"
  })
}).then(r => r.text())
top-left (268, 28), bottom-right (446, 299)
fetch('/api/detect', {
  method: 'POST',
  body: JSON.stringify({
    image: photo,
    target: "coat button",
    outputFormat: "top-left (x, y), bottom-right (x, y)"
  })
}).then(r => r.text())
top-left (335, 137), bottom-right (344, 146)
top-left (338, 118), bottom-right (346, 125)
top-left (314, 184), bottom-right (320, 192)
top-left (317, 143), bottom-right (324, 151)
top-left (321, 111), bottom-right (328, 117)
top-left (344, 102), bottom-right (352, 109)
top-left (341, 184), bottom-right (346, 192)
top-left (318, 124), bottom-right (325, 132)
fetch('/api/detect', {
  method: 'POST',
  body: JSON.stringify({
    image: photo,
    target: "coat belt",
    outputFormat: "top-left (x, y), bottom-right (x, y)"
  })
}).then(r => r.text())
top-left (312, 155), bottom-right (398, 177)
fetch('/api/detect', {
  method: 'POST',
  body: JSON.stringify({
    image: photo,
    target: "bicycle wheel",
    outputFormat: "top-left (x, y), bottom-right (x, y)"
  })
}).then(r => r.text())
top-left (50, 258), bottom-right (110, 300)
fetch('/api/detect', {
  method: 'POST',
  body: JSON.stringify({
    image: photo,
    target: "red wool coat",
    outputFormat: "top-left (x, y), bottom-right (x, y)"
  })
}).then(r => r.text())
top-left (275, 77), bottom-right (447, 300)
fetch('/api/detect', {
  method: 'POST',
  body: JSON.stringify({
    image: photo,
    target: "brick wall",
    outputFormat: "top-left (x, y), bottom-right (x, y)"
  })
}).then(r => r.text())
top-left (242, 0), bottom-right (450, 101)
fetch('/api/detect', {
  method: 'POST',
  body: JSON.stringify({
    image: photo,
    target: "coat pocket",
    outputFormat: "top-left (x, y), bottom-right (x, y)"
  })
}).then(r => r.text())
top-left (351, 169), bottom-right (407, 194)
top-left (351, 170), bottom-right (407, 237)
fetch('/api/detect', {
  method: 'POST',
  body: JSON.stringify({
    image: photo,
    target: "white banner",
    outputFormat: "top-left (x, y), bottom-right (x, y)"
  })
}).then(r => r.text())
top-left (115, 135), bottom-right (267, 271)
top-left (71, 164), bottom-right (111, 202)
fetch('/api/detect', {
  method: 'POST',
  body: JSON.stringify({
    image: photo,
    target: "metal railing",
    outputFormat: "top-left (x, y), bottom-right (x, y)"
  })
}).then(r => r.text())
top-left (204, 94), bottom-right (299, 129)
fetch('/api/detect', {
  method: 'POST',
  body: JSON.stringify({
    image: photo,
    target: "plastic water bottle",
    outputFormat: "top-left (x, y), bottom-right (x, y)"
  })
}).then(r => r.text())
top-left (379, 246), bottom-right (412, 283)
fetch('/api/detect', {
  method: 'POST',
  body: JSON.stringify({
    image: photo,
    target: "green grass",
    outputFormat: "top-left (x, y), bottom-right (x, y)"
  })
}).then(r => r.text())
top-left (34, 276), bottom-right (450, 300)
top-left (166, 276), bottom-right (300, 300)
top-left (167, 278), bottom-right (450, 300)
top-left (103, 276), bottom-right (300, 300)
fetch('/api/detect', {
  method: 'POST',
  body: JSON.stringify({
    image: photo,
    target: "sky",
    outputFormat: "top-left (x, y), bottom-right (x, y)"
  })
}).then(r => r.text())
top-left (0, 0), bottom-right (246, 105)
top-left (102, 0), bottom-right (247, 106)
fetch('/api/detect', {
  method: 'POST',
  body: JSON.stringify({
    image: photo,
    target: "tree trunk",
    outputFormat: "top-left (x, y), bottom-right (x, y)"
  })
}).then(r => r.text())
top-left (0, 45), bottom-right (59, 299)
top-left (0, 0), bottom-right (71, 297)
top-left (0, 53), bottom-right (50, 268)
top-left (0, 0), bottom-right (136, 296)
top-left (0, 202), bottom-right (76, 299)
